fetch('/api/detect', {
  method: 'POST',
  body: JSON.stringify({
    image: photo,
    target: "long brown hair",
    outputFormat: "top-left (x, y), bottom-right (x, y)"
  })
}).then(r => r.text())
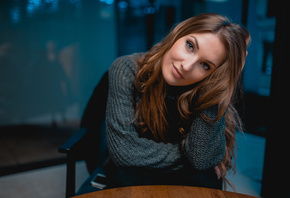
top-left (134, 13), bottom-right (250, 187)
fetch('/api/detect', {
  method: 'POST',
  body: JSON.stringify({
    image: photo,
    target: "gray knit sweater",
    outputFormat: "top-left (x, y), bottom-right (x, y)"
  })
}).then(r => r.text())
top-left (106, 53), bottom-right (226, 172)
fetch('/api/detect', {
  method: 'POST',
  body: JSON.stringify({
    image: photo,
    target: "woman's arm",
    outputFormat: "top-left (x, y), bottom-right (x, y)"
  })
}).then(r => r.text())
top-left (183, 106), bottom-right (226, 170)
top-left (106, 56), bottom-right (183, 170)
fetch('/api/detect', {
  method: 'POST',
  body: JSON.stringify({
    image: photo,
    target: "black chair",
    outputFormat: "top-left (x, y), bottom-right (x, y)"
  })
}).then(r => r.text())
top-left (58, 71), bottom-right (109, 198)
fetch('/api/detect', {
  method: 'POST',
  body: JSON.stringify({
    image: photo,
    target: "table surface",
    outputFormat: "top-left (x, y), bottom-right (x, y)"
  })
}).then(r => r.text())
top-left (72, 185), bottom-right (258, 198)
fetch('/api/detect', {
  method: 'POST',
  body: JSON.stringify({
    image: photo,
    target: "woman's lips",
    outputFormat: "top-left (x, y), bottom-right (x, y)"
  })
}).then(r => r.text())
top-left (172, 64), bottom-right (185, 79)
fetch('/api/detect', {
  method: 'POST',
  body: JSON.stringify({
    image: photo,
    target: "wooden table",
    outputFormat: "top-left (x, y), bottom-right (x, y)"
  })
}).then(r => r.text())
top-left (72, 185), bottom-right (258, 198)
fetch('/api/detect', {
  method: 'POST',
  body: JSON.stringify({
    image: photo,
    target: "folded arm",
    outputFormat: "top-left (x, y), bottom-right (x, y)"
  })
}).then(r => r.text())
top-left (183, 106), bottom-right (226, 170)
top-left (106, 57), bottom-right (183, 170)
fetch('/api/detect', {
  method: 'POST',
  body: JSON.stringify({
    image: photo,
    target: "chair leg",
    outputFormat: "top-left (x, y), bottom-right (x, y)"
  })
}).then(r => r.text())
top-left (66, 155), bottom-right (76, 198)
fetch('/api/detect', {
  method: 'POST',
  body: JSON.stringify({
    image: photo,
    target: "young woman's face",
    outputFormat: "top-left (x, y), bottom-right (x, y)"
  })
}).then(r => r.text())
top-left (162, 32), bottom-right (226, 86)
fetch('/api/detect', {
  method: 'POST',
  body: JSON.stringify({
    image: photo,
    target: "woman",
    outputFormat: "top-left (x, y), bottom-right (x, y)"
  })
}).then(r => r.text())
top-left (105, 13), bottom-right (250, 190)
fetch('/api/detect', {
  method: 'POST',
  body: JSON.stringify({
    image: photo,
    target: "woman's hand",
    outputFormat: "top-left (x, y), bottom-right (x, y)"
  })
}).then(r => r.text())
top-left (214, 166), bottom-right (221, 180)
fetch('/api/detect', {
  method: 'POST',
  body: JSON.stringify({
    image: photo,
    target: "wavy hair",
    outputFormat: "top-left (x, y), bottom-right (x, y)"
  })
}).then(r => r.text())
top-left (134, 13), bottom-right (250, 188)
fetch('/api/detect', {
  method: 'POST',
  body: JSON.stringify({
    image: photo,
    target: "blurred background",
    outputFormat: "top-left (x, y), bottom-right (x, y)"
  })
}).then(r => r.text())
top-left (0, 0), bottom-right (283, 197)
top-left (0, 0), bottom-right (275, 129)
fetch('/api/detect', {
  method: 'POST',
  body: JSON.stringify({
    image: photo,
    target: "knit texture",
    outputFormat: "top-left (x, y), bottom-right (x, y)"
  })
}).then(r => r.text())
top-left (105, 53), bottom-right (226, 171)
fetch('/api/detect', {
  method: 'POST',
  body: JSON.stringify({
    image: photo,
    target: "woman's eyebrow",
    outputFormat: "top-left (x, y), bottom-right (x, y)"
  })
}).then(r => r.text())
top-left (190, 36), bottom-right (199, 50)
top-left (206, 60), bottom-right (216, 68)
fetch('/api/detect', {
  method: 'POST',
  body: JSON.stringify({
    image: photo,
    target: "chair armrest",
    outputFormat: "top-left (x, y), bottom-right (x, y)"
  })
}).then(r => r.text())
top-left (58, 127), bottom-right (88, 154)
top-left (59, 127), bottom-right (89, 198)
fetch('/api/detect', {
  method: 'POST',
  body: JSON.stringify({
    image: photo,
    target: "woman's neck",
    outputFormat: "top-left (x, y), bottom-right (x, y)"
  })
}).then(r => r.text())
top-left (166, 83), bottom-right (196, 97)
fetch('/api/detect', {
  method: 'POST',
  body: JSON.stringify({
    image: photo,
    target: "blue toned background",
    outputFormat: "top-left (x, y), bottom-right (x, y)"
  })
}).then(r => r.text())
top-left (0, 0), bottom-right (274, 127)
top-left (0, 0), bottom-right (117, 125)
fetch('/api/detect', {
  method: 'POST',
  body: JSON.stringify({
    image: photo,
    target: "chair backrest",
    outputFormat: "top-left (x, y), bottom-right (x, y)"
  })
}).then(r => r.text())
top-left (79, 71), bottom-right (109, 174)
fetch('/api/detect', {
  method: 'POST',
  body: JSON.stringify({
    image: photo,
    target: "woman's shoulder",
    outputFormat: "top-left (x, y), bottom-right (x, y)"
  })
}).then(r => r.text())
top-left (108, 53), bottom-right (144, 89)
top-left (109, 53), bottom-right (144, 75)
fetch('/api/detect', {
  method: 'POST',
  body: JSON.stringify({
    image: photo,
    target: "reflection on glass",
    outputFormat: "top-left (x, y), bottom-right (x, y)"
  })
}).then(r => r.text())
top-left (0, 0), bottom-right (116, 125)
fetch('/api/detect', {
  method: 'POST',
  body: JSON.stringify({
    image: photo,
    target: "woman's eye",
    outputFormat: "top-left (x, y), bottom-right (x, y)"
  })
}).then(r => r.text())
top-left (201, 62), bottom-right (210, 70)
top-left (186, 40), bottom-right (194, 51)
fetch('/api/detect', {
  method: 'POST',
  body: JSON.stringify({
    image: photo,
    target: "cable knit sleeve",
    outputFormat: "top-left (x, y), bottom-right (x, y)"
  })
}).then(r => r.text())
top-left (105, 55), bottom-right (183, 170)
top-left (183, 106), bottom-right (226, 170)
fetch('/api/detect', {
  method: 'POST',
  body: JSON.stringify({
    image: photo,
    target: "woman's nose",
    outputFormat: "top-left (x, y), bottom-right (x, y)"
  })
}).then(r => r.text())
top-left (181, 57), bottom-right (198, 71)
